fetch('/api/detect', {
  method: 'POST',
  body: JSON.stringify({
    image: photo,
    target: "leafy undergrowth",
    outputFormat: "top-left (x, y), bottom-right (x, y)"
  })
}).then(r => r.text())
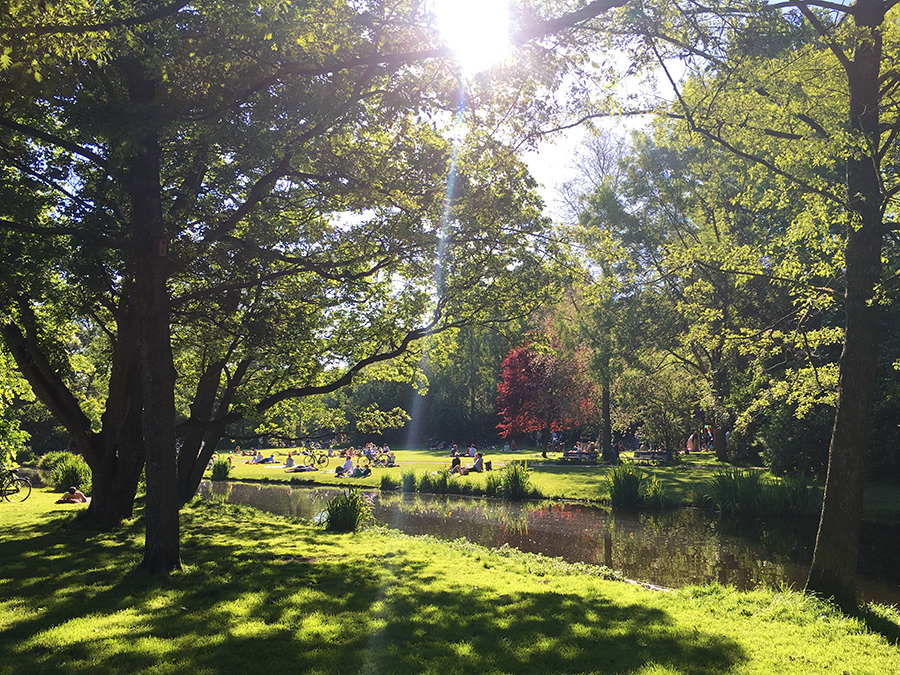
top-left (1, 491), bottom-right (898, 675)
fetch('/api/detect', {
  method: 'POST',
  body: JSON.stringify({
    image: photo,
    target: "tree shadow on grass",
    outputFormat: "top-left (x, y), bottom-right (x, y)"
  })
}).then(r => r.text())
top-left (858, 605), bottom-right (900, 646)
top-left (2, 504), bottom-right (746, 675)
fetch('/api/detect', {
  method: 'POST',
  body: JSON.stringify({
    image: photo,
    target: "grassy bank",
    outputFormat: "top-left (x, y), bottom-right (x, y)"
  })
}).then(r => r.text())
top-left (1, 491), bottom-right (898, 674)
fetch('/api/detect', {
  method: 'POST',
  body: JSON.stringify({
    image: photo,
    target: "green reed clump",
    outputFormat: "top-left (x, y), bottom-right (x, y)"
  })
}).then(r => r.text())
top-left (447, 475), bottom-right (462, 495)
top-left (210, 458), bottom-right (231, 481)
top-left (769, 472), bottom-right (820, 515)
top-left (643, 476), bottom-right (671, 509)
top-left (323, 489), bottom-right (371, 533)
top-left (379, 473), bottom-right (397, 491)
top-left (484, 472), bottom-right (502, 497)
top-left (500, 461), bottom-right (534, 501)
top-left (432, 469), bottom-right (450, 494)
top-left (417, 472), bottom-right (435, 494)
top-left (606, 464), bottom-right (643, 507)
top-left (706, 469), bottom-right (765, 519)
top-left (400, 469), bottom-right (416, 493)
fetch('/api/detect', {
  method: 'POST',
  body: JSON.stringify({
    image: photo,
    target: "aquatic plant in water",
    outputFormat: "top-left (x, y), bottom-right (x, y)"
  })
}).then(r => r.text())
top-left (211, 458), bottom-right (231, 481)
top-left (705, 469), bottom-right (764, 519)
top-left (324, 489), bottom-right (372, 532)
top-left (606, 464), bottom-right (643, 507)
top-left (501, 461), bottom-right (533, 501)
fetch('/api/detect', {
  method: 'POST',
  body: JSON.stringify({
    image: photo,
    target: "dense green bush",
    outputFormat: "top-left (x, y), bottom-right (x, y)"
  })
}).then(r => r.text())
top-left (323, 489), bottom-right (371, 533)
top-left (379, 473), bottom-right (397, 491)
top-left (606, 464), bottom-right (643, 507)
top-left (735, 404), bottom-right (832, 476)
top-left (15, 447), bottom-right (37, 466)
top-left (210, 458), bottom-right (231, 481)
top-left (49, 454), bottom-right (92, 494)
top-left (39, 450), bottom-right (75, 475)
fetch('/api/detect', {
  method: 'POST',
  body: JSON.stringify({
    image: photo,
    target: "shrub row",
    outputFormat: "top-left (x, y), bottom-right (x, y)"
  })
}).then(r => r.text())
top-left (379, 462), bottom-right (541, 501)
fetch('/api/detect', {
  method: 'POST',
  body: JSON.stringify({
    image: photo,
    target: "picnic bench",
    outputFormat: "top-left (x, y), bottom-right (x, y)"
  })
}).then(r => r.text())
top-left (560, 451), bottom-right (598, 463)
top-left (633, 450), bottom-right (673, 463)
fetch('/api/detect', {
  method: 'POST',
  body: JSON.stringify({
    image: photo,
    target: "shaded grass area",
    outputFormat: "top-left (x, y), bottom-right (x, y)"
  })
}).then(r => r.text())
top-left (1, 491), bottom-right (899, 674)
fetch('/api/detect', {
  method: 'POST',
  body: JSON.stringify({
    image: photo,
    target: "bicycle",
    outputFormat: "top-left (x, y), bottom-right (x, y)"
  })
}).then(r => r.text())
top-left (298, 447), bottom-right (329, 469)
top-left (1, 468), bottom-right (32, 502)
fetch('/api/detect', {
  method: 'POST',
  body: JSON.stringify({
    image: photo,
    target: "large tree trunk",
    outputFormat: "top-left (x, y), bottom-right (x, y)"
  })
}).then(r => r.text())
top-left (806, 2), bottom-right (884, 611)
top-left (712, 425), bottom-right (727, 463)
top-left (0, 318), bottom-right (143, 527)
top-left (86, 303), bottom-right (146, 527)
top-left (126, 64), bottom-right (181, 573)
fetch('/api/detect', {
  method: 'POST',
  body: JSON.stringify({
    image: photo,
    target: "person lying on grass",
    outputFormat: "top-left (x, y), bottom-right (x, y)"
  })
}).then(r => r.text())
top-left (55, 487), bottom-right (88, 504)
top-left (285, 464), bottom-right (318, 473)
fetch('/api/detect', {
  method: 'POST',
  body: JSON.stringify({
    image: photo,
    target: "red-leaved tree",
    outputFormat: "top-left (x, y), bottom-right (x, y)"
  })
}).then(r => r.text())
top-left (496, 344), bottom-right (597, 455)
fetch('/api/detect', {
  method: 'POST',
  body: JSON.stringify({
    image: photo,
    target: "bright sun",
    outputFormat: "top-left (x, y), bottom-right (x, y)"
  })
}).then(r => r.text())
top-left (434, 0), bottom-right (510, 75)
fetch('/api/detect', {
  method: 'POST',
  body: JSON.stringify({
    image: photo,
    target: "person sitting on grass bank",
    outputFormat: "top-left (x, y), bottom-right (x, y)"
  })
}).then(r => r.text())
top-left (56, 487), bottom-right (88, 503)
top-left (350, 465), bottom-right (372, 478)
top-left (449, 452), bottom-right (462, 474)
top-left (335, 456), bottom-right (354, 477)
top-left (471, 452), bottom-right (484, 473)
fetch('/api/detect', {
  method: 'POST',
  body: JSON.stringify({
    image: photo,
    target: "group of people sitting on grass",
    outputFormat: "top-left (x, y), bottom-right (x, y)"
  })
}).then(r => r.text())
top-left (449, 450), bottom-right (484, 475)
top-left (335, 455), bottom-right (372, 478)
top-left (335, 444), bottom-right (397, 467)
top-left (246, 450), bottom-right (275, 464)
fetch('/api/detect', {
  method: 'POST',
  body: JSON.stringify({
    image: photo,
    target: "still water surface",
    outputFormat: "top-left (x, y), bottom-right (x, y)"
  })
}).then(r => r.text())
top-left (198, 481), bottom-right (900, 606)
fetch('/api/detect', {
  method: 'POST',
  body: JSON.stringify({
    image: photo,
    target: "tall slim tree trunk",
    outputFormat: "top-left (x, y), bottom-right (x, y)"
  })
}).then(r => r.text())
top-left (806, 2), bottom-right (884, 610)
top-left (126, 64), bottom-right (180, 573)
top-left (600, 384), bottom-right (612, 461)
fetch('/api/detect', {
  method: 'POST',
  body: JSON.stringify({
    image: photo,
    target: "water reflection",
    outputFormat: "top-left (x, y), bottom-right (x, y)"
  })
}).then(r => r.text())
top-left (198, 481), bottom-right (900, 606)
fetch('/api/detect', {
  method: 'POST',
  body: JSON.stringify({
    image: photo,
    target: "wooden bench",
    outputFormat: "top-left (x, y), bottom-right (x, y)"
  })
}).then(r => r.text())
top-left (560, 451), bottom-right (598, 463)
top-left (633, 450), bottom-right (673, 463)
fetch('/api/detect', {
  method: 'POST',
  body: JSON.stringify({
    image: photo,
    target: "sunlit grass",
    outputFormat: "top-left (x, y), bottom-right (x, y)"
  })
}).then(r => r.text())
top-left (0, 492), bottom-right (898, 674)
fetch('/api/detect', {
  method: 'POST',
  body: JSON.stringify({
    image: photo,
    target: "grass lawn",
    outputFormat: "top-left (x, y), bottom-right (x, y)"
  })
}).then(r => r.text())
top-left (210, 448), bottom-right (900, 520)
top-left (0, 491), bottom-right (898, 675)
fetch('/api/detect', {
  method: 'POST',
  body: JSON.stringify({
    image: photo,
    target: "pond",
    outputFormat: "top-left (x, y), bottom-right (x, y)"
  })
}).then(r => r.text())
top-left (198, 481), bottom-right (900, 606)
